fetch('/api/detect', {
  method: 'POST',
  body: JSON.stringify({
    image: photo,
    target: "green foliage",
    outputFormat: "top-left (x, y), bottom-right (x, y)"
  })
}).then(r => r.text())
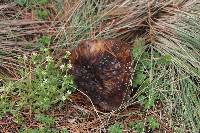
top-left (15, 0), bottom-right (49, 7)
top-left (131, 40), bottom-right (172, 110)
top-left (35, 114), bottom-right (55, 127)
top-left (128, 121), bottom-right (145, 133)
top-left (138, 92), bottom-right (159, 110)
top-left (0, 82), bottom-right (16, 118)
top-left (15, 0), bottom-right (27, 6)
top-left (20, 127), bottom-right (68, 133)
top-left (109, 38), bottom-right (164, 133)
top-left (0, 35), bottom-right (75, 117)
top-left (32, 0), bottom-right (49, 5)
top-left (4, 1), bottom-right (200, 133)
top-left (128, 39), bottom-right (171, 132)
top-left (131, 38), bottom-right (146, 58)
top-left (131, 14), bottom-right (200, 133)
top-left (38, 35), bottom-right (51, 46)
top-left (147, 116), bottom-right (159, 129)
top-left (108, 123), bottom-right (123, 133)
top-left (36, 9), bottom-right (49, 20)
top-left (158, 54), bottom-right (172, 65)
top-left (133, 72), bottom-right (146, 87)
top-left (128, 116), bottom-right (159, 133)
top-left (14, 0), bottom-right (49, 20)
top-left (153, 13), bottom-right (200, 132)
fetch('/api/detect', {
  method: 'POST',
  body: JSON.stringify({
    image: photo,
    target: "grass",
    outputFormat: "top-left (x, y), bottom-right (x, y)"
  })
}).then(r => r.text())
top-left (0, 0), bottom-right (200, 132)
top-left (151, 6), bottom-right (200, 132)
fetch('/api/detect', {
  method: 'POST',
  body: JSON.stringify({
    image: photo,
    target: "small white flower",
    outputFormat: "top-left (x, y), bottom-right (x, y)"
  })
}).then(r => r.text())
top-left (62, 95), bottom-right (66, 101)
top-left (43, 78), bottom-right (48, 84)
top-left (67, 63), bottom-right (72, 69)
top-left (67, 90), bottom-right (71, 95)
top-left (66, 51), bottom-right (71, 56)
top-left (17, 55), bottom-right (22, 60)
top-left (46, 56), bottom-right (53, 62)
top-left (32, 52), bottom-right (37, 56)
top-left (64, 51), bottom-right (71, 59)
top-left (43, 48), bottom-right (49, 52)
top-left (60, 64), bottom-right (65, 70)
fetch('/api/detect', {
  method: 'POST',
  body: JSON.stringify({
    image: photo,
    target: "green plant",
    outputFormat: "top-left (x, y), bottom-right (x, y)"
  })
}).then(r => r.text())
top-left (108, 123), bottom-right (123, 133)
top-left (15, 0), bottom-right (27, 6)
top-left (38, 35), bottom-right (51, 46)
top-left (1, 0), bottom-right (200, 132)
top-left (128, 121), bottom-right (145, 133)
top-left (0, 35), bottom-right (75, 116)
top-left (36, 9), bottom-right (49, 20)
top-left (147, 116), bottom-right (159, 130)
top-left (15, 0), bottom-right (49, 7)
top-left (131, 39), bottom-right (167, 109)
top-left (152, 12), bottom-right (200, 132)
top-left (14, 0), bottom-right (49, 20)
top-left (32, 0), bottom-right (49, 5)
top-left (130, 12), bottom-right (200, 133)
top-left (20, 127), bottom-right (66, 133)
top-left (128, 116), bottom-right (159, 133)
top-left (35, 114), bottom-right (55, 127)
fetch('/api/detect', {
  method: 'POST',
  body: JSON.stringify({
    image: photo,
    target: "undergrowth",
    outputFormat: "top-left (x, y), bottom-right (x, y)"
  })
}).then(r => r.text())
top-left (0, 0), bottom-right (199, 132)
top-left (0, 35), bottom-right (75, 131)
top-left (15, 0), bottom-right (49, 20)
top-left (108, 39), bottom-right (171, 133)
top-left (108, 15), bottom-right (200, 132)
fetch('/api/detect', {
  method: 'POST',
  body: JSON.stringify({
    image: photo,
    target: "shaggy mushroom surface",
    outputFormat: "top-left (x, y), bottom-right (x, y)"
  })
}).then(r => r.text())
top-left (70, 39), bottom-right (132, 111)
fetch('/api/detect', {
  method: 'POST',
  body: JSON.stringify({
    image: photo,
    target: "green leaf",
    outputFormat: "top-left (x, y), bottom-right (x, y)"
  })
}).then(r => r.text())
top-left (138, 95), bottom-right (146, 103)
top-left (38, 0), bottom-right (49, 5)
top-left (158, 54), bottom-right (172, 65)
top-left (15, 0), bottom-right (27, 6)
top-left (38, 36), bottom-right (51, 46)
top-left (35, 114), bottom-right (55, 127)
top-left (147, 116), bottom-right (159, 129)
top-left (144, 97), bottom-right (155, 109)
top-left (36, 9), bottom-right (49, 20)
top-left (132, 38), bottom-right (145, 58)
top-left (108, 123), bottom-right (123, 133)
top-left (133, 73), bottom-right (146, 86)
top-left (32, 0), bottom-right (49, 5)
top-left (129, 121), bottom-right (145, 133)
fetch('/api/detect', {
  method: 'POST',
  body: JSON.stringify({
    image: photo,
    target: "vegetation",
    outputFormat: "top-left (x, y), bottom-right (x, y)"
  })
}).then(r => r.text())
top-left (0, 0), bottom-right (199, 132)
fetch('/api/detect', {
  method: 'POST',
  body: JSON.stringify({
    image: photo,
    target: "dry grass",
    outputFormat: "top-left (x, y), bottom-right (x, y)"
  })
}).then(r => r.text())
top-left (0, 0), bottom-right (199, 132)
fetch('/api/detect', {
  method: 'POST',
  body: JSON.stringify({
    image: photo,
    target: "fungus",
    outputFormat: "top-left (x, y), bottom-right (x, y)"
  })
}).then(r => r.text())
top-left (70, 39), bottom-right (132, 111)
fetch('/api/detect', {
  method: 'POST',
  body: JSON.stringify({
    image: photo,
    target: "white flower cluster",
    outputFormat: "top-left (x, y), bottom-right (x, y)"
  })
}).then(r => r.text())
top-left (46, 56), bottom-right (53, 62)
top-left (66, 51), bottom-right (71, 56)
top-left (64, 51), bottom-right (71, 59)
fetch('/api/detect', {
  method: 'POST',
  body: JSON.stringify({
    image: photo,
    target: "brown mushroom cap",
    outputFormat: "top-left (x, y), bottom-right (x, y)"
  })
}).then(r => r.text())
top-left (70, 39), bottom-right (132, 111)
